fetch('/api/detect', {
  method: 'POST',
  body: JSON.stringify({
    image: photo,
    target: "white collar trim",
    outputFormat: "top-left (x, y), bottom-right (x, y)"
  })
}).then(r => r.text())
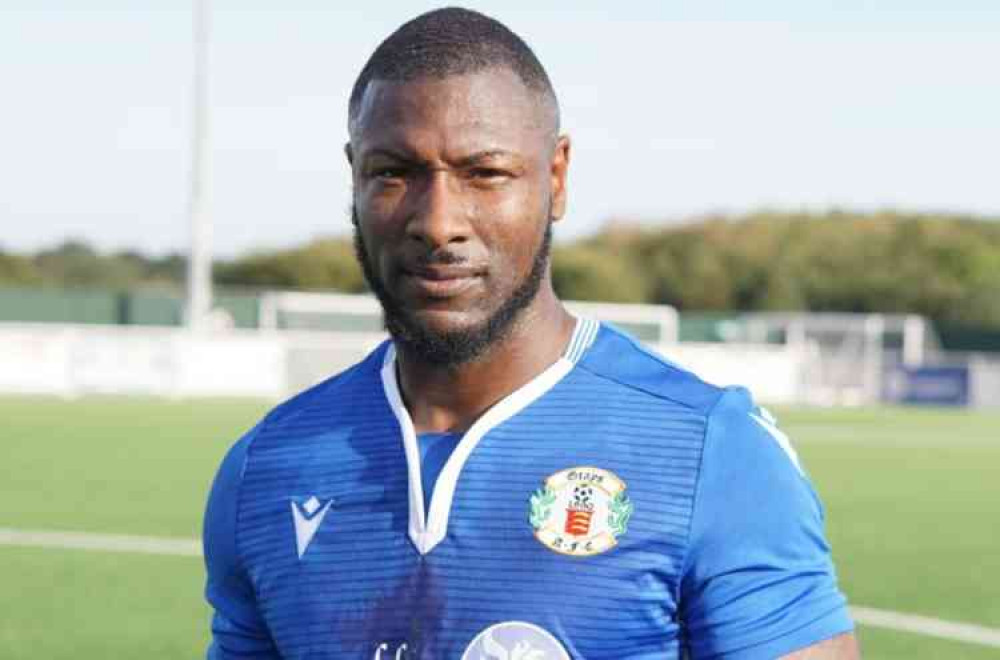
top-left (379, 317), bottom-right (599, 555)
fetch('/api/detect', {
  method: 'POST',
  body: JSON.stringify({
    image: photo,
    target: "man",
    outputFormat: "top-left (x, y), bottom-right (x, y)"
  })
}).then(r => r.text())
top-left (204, 8), bottom-right (859, 658)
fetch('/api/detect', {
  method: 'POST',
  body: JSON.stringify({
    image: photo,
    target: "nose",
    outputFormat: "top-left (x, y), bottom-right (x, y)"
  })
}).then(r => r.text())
top-left (405, 169), bottom-right (471, 249)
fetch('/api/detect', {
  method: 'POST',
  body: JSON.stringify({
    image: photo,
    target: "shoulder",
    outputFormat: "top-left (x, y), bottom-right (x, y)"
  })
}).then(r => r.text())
top-left (576, 322), bottom-right (726, 414)
top-left (700, 386), bottom-right (806, 494)
top-left (205, 339), bottom-right (390, 503)
top-left (577, 323), bottom-right (795, 460)
top-left (203, 341), bottom-right (391, 563)
top-left (264, 339), bottom-right (391, 428)
top-left (677, 385), bottom-right (851, 657)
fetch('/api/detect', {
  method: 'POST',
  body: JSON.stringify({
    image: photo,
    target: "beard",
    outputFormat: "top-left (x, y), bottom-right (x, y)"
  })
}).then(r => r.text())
top-left (352, 207), bottom-right (552, 368)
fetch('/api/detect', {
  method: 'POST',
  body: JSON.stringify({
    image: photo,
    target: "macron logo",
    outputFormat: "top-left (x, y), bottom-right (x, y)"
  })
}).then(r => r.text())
top-left (291, 495), bottom-right (334, 559)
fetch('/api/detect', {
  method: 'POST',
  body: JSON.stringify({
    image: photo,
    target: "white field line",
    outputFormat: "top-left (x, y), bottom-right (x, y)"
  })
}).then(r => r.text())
top-left (851, 606), bottom-right (1000, 648)
top-left (3, 527), bottom-right (1000, 648)
top-left (0, 527), bottom-right (200, 557)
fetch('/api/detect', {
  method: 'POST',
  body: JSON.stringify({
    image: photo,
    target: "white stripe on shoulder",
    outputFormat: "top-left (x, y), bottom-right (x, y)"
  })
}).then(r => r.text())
top-left (562, 323), bottom-right (583, 362)
top-left (749, 409), bottom-right (803, 474)
top-left (563, 317), bottom-right (599, 364)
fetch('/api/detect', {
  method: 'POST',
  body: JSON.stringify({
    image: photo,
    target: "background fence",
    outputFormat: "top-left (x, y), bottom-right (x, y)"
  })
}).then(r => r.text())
top-left (2, 292), bottom-right (998, 407)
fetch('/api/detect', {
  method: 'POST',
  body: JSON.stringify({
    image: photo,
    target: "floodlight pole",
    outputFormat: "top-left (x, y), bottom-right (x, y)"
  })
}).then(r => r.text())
top-left (185, 0), bottom-right (213, 330)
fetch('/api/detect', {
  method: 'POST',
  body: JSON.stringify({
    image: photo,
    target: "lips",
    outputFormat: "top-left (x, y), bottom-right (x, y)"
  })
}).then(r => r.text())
top-left (400, 264), bottom-right (485, 299)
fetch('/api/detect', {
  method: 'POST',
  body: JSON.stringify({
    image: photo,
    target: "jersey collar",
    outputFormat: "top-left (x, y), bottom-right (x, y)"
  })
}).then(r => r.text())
top-left (380, 316), bottom-right (600, 555)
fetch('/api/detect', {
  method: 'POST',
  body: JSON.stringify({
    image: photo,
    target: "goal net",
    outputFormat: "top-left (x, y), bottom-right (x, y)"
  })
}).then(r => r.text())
top-left (732, 313), bottom-right (938, 405)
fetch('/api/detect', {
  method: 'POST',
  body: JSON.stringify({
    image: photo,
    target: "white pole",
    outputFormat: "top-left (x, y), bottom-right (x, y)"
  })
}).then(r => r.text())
top-left (185, 0), bottom-right (212, 330)
top-left (903, 314), bottom-right (926, 367)
top-left (865, 314), bottom-right (886, 404)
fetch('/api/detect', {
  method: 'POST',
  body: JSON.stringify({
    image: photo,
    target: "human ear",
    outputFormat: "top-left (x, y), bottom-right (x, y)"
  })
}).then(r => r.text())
top-left (548, 135), bottom-right (571, 222)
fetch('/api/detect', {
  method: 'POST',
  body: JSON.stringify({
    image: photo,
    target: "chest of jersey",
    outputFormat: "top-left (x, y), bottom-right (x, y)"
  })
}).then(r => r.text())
top-left (239, 371), bottom-right (706, 659)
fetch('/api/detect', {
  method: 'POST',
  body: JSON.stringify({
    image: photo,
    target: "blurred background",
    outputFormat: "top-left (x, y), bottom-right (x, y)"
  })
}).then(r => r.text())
top-left (1, 1), bottom-right (998, 658)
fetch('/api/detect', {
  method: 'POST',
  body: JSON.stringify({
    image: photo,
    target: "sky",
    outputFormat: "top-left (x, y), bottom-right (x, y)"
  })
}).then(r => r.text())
top-left (1, 1), bottom-right (998, 257)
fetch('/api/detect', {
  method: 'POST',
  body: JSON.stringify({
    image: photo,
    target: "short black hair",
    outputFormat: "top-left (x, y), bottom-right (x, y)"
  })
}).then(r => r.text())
top-left (348, 7), bottom-right (559, 133)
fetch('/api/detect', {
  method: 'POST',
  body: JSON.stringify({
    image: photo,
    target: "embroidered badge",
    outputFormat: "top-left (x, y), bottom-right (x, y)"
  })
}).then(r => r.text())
top-left (461, 621), bottom-right (569, 660)
top-left (529, 466), bottom-right (633, 557)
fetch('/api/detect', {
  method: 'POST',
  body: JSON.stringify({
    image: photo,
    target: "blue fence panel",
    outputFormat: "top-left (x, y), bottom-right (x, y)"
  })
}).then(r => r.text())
top-left (883, 366), bottom-right (970, 406)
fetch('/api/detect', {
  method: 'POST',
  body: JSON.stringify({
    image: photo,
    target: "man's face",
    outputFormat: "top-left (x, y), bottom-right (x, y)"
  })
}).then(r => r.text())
top-left (348, 67), bottom-right (569, 365)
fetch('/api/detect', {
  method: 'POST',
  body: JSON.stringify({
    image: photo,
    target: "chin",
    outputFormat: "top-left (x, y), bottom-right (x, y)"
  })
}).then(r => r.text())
top-left (408, 306), bottom-right (488, 335)
top-left (384, 303), bottom-right (505, 367)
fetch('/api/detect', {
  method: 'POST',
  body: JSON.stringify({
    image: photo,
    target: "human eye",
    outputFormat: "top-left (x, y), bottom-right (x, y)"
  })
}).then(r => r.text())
top-left (362, 154), bottom-right (413, 185)
top-left (465, 166), bottom-right (513, 186)
top-left (369, 165), bottom-right (409, 181)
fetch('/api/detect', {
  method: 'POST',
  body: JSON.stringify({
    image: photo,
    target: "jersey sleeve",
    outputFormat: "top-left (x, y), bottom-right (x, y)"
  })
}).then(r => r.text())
top-left (679, 387), bottom-right (854, 659)
top-left (203, 423), bottom-right (280, 659)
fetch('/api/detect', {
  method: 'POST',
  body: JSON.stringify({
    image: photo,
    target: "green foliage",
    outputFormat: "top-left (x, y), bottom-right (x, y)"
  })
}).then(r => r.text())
top-left (215, 238), bottom-right (365, 292)
top-left (4, 211), bottom-right (1000, 328)
top-left (551, 244), bottom-right (648, 303)
top-left (1, 240), bottom-right (186, 290)
top-left (34, 240), bottom-right (143, 288)
top-left (600, 211), bottom-right (1000, 327)
top-left (0, 249), bottom-right (43, 285)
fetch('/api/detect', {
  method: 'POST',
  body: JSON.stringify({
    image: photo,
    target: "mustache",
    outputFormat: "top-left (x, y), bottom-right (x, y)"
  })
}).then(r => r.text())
top-left (350, 203), bottom-right (470, 268)
top-left (411, 250), bottom-right (467, 267)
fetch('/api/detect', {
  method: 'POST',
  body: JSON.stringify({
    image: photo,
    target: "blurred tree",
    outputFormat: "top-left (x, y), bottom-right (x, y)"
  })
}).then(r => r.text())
top-left (33, 240), bottom-right (142, 288)
top-left (215, 238), bottom-right (365, 292)
top-left (0, 248), bottom-right (44, 285)
top-left (5, 211), bottom-right (999, 329)
top-left (551, 245), bottom-right (648, 303)
top-left (586, 210), bottom-right (1000, 326)
top-left (143, 253), bottom-right (187, 287)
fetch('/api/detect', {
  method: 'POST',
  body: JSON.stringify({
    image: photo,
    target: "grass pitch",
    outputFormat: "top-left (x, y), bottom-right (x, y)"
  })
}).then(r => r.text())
top-left (782, 406), bottom-right (1000, 630)
top-left (1, 396), bottom-right (998, 659)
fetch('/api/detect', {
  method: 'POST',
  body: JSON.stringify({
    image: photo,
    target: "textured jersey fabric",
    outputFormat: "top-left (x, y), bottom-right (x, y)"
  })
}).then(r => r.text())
top-left (203, 320), bottom-right (852, 658)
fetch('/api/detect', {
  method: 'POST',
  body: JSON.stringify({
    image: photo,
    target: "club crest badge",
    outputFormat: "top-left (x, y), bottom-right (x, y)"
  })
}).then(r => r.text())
top-left (529, 466), bottom-right (633, 557)
top-left (461, 621), bottom-right (569, 660)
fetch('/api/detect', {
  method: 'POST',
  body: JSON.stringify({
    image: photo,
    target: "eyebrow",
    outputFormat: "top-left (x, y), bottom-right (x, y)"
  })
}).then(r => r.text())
top-left (362, 148), bottom-right (417, 163)
top-left (453, 150), bottom-right (514, 167)
top-left (361, 148), bottom-right (515, 167)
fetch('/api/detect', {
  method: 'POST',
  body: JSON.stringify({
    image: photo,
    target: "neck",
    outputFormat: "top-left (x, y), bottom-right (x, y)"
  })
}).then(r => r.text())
top-left (395, 288), bottom-right (575, 434)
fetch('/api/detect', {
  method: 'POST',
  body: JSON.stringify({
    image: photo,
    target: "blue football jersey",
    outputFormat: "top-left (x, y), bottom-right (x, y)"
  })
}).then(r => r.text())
top-left (203, 319), bottom-right (852, 659)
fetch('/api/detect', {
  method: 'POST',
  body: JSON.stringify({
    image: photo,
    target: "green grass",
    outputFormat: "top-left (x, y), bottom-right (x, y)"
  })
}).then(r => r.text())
top-left (0, 396), bottom-right (270, 537)
top-left (782, 407), bottom-right (1000, 629)
top-left (0, 546), bottom-right (208, 660)
top-left (2, 397), bottom-right (999, 659)
top-left (855, 625), bottom-right (1000, 660)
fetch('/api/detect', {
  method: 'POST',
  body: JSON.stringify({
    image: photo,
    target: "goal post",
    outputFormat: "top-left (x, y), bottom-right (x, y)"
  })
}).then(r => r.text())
top-left (258, 291), bottom-right (679, 344)
top-left (257, 291), bottom-right (680, 393)
top-left (734, 312), bottom-right (938, 405)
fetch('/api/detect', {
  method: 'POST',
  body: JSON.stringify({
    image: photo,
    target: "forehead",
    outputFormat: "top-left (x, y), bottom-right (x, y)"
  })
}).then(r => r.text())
top-left (351, 68), bottom-right (553, 159)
